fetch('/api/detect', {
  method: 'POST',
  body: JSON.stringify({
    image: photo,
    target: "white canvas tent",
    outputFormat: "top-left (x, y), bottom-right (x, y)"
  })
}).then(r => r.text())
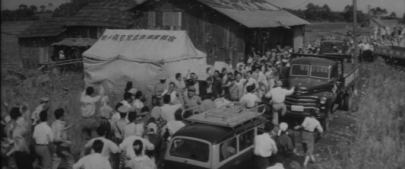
top-left (83, 29), bottom-right (209, 96)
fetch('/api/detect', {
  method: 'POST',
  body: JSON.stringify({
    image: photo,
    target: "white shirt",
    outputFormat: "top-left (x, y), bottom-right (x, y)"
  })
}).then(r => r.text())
top-left (73, 153), bottom-right (112, 169)
top-left (161, 104), bottom-right (182, 122)
top-left (214, 98), bottom-right (231, 108)
top-left (166, 121), bottom-right (186, 135)
top-left (171, 78), bottom-right (186, 90)
top-left (236, 78), bottom-right (247, 93)
top-left (31, 104), bottom-right (45, 125)
top-left (302, 117), bottom-right (323, 133)
top-left (265, 87), bottom-right (294, 104)
top-left (119, 135), bottom-right (154, 159)
top-left (240, 93), bottom-right (261, 108)
top-left (124, 123), bottom-right (136, 138)
top-left (254, 133), bottom-right (277, 157)
top-left (193, 82), bottom-right (200, 95)
top-left (244, 77), bottom-right (259, 94)
top-left (84, 137), bottom-right (119, 160)
top-left (80, 91), bottom-right (103, 117)
top-left (133, 99), bottom-right (144, 110)
top-left (161, 90), bottom-right (180, 104)
top-left (267, 163), bottom-right (285, 169)
top-left (33, 122), bottom-right (54, 144)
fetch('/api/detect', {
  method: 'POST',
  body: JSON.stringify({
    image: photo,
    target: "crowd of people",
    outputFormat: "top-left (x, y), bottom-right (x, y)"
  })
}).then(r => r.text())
top-left (1, 45), bottom-right (325, 169)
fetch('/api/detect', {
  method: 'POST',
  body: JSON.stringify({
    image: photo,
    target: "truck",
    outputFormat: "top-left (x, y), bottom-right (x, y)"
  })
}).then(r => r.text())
top-left (283, 53), bottom-right (360, 130)
top-left (318, 39), bottom-right (350, 55)
top-left (373, 45), bottom-right (405, 65)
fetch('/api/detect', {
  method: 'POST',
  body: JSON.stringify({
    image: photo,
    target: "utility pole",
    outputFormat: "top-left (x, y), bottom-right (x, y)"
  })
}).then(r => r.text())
top-left (353, 0), bottom-right (358, 63)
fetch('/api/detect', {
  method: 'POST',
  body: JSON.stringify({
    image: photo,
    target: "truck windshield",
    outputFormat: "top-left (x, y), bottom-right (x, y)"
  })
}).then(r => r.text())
top-left (310, 65), bottom-right (330, 79)
top-left (291, 64), bottom-right (330, 79)
top-left (291, 65), bottom-right (310, 76)
top-left (170, 138), bottom-right (209, 162)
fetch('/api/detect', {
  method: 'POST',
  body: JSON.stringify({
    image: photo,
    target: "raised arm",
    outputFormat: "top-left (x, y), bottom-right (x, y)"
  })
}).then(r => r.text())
top-left (284, 87), bottom-right (295, 96)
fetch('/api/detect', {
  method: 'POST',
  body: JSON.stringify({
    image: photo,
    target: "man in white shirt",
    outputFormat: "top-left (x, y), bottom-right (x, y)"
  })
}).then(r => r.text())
top-left (161, 82), bottom-right (183, 105)
top-left (240, 85), bottom-right (261, 108)
top-left (121, 92), bottom-right (134, 111)
top-left (33, 110), bottom-right (54, 169)
top-left (132, 91), bottom-right (144, 111)
top-left (31, 97), bottom-right (49, 127)
top-left (84, 125), bottom-right (119, 163)
top-left (265, 81), bottom-right (294, 125)
top-left (80, 86), bottom-right (105, 139)
top-left (74, 140), bottom-right (112, 169)
top-left (161, 95), bottom-right (182, 122)
top-left (171, 73), bottom-right (187, 92)
top-left (254, 123), bottom-right (277, 169)
top-left (123, 111), bottom-right (137, 138)
top-left (119, 135), bottom-right (155, 167)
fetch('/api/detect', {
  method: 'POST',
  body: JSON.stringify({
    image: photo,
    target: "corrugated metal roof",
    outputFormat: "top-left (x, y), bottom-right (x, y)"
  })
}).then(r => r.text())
top-left (17, 18), bottom-right (66, 38)
top-left (197, 0), bottom-right (309, 28)
top-left (64, 2), bottom-right (138, 28)
top-left (52, 38), bottom-right (97, 47)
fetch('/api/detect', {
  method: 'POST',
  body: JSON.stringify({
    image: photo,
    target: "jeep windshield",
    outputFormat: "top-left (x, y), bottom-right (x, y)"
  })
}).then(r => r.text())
top-left (291, 64), bottom-right (330, 79)
top-left (169, 138), bottom-right (210, 162)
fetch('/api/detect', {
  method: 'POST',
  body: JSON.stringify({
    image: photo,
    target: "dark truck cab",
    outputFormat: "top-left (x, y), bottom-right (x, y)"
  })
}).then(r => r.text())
top-left (284, 54), bottom-right (359, 130)
top-left (319, 39), bottom-right (349, 55)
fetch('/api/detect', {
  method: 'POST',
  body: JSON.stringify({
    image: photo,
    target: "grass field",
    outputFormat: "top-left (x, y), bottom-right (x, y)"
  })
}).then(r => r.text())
top-left (327, 60), bottom-right (405, 169)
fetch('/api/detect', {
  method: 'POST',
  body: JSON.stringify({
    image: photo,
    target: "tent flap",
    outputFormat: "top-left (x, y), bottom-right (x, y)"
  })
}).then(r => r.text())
top-left (83, 29), bottom-right (208, 96)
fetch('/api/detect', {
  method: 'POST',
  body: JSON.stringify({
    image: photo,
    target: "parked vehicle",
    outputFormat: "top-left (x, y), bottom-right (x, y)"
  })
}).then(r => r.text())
top-left (162, 104), bottom-right (269, 169)
top-left (319, 39), bottom-right (350, 55)
top-left (283, 54), bottom-right (360, 130)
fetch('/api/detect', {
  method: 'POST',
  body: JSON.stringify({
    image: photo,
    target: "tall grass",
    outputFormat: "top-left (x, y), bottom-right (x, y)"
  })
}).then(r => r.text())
top-left (329, 60), bottom-right (405, 169)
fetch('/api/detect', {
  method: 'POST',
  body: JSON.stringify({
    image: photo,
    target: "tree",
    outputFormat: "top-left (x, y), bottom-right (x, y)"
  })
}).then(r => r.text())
top-left (29, 5), bottom-right (38, 13)
top-left (40, 5), bottom-right (46, 13)
top-left (48, 3), bottom-right (54, 11)
top-left (18, 4), bottom-right (27, 10)
top-left (370, 7), bottom-right (388, 16)
top-left (390, 12), bottom-right (397, 18)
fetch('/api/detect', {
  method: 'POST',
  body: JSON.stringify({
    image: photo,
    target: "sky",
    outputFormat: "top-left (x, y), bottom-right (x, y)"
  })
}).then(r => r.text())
top-left (1, 0), bottom-right (404, 16)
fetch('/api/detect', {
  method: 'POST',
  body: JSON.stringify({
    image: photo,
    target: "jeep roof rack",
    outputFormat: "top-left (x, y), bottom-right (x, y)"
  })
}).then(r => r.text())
top-left (185, 103), bottom-right (266, 128)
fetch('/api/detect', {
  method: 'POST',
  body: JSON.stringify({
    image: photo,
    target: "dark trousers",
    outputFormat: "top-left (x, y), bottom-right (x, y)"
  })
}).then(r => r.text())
top-left (15, 151), bottom-right (34, 169)
top-left (255, 156), bottom-right (269, 169)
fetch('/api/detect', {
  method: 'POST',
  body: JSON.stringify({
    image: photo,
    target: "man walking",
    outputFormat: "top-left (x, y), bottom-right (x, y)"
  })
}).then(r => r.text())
top-left (265, 81), bottom-right (294, 125)
top-left (254, 123), bottom-right (277, 169)
top-left (33, 110), bottom-right (54, 169)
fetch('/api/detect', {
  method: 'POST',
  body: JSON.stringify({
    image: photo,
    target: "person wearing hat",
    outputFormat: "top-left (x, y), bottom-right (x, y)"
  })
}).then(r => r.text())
top-left (112, 105), bottom-right (130, 143)
top-left (275, 122), bottom-right (294, 163)
top-left (265, 80), bottom-right (294, 125)
top-left (294, 109), bottom-right (324, 168)
top-left (183, 86), bottom-right (202, 112)
top-left (31, 97), bottom-right (50, 127)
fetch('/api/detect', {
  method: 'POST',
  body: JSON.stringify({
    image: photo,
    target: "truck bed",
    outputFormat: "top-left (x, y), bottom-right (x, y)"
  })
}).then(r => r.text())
top-left (343, 63), bottom-right (359, 87)
top-left (374, 46), bottom-right (405, 59)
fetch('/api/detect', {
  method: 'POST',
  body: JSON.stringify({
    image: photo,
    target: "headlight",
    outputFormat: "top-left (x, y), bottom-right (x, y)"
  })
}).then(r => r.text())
top-left (320, 97), bottom-right (327, 104)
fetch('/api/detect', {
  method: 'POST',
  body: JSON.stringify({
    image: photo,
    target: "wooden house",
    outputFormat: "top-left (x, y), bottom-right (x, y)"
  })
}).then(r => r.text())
top-left (127, 0), bottom-right (309, 66)
top-left (17, 18), bottom-right (67, 69)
